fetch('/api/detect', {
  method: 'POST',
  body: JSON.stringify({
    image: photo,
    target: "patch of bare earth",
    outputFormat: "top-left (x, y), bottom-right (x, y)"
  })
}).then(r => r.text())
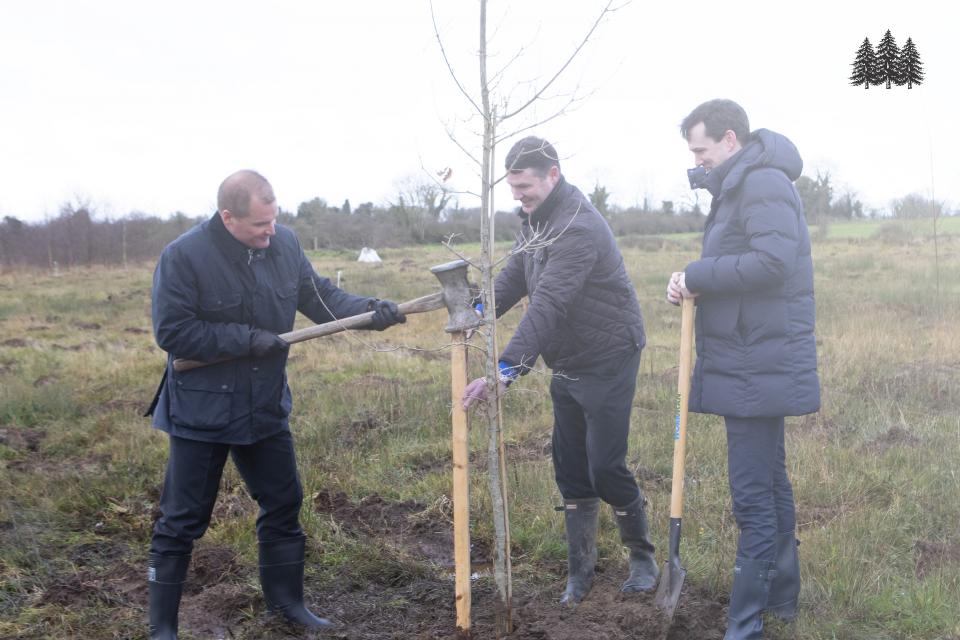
top-left (292, 565), bottom-right (724, 639)
top-left (313, 490), bottom-right (470, 568)
top-left (308, 490), bottom-right (727, 639)
top-left (861, 425), bottom-right (920, 454)
top-left (915, 539), bottom-right (960, 579)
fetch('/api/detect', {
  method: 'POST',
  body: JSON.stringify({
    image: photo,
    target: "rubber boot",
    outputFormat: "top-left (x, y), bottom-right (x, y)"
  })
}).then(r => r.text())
top-left (766, 532), bottom-right (800, 620)
top-left (613, 496), bottom-right (659, 592)
top-left (723, 558), bottom-right (776, 640)
top-left (259, 536), bottom-right (337, 630)
top-left (148, 553), bottom-right (190, 640)
top-left (559, 498), bottom-right (600, 607)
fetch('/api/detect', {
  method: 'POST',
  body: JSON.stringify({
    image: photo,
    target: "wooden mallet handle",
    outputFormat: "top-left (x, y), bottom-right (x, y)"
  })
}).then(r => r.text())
top-left (172, 291), bottom-right (444, 372)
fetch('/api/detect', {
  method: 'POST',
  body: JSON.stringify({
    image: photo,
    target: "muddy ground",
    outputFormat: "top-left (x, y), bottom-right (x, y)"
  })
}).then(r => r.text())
top-left (12, 475), bottom-right (960, 639)
top-left (6, 423), bottom-right (954, 640)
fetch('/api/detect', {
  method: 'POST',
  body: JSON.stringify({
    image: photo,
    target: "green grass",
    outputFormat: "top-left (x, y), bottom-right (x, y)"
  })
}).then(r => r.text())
top-left (0, 233), bottom-right (958, 639)
top-left (812, 215), bottom-right (960, 240)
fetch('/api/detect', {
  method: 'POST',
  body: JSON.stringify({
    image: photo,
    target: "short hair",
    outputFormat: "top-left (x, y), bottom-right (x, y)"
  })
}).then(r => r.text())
top-left (504, 136), bottom-right (560, 176)
top-left (217, 170), bottom-right (276, 218)
top-left (680, 99), bottom-right (750, 144)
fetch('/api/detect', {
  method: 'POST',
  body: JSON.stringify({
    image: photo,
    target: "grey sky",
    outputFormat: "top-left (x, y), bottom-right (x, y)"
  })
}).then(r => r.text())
top-left (1, 1), bottom-right (955, 222)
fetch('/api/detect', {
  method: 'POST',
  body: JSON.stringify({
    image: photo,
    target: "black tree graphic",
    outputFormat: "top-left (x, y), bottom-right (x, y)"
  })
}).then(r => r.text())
top-left (897, 37), bottom-right (924, 88)
top-left (849, 37), bottom-right (879, 89)
top-left (875, 29), bottom-right (900, 88)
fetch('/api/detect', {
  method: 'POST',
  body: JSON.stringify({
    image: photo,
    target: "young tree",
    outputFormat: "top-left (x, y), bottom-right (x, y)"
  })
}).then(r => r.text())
top-left (431, 2), bottom-right (622, 635)
top-left (897, 37), bottom-right (924, 88)
top-left (849, 37), bottom-right (878, 89)
top-left (875, 29), bottom-right (900, 89)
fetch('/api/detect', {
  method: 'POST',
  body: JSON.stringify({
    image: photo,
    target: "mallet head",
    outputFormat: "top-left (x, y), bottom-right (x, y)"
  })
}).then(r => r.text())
top-left (430, 260), bottom-right (482, 334)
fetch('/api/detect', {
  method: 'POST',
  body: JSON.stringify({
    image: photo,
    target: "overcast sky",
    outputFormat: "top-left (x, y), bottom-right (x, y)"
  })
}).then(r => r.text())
top-left (1, 1), bottom-right (956, 222)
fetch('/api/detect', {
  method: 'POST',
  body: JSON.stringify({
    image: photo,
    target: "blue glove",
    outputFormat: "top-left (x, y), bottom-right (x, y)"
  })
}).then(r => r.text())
top-left (498, 361), bottom-right (519, 386)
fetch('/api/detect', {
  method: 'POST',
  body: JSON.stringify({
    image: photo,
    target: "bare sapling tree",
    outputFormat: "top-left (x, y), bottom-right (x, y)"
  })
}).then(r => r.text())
top-left (431, 1), bottom-right (625, 635)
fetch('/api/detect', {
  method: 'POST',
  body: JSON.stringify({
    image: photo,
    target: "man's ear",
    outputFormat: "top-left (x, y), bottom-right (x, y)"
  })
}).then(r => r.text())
top-left (548, 165), bottom-right (560, 182)
top-left (220, 209), bottom-right (233, 225)
top-left (723, 129), bottom-right (738, 150)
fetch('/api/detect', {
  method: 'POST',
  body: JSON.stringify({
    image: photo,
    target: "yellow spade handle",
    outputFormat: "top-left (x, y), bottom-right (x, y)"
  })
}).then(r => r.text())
top-left (669, 297), bottom-right (695, 518)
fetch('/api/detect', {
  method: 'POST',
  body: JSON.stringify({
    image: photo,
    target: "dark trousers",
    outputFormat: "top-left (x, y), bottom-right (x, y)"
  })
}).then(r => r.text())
top-left (550, 349), bottom-right (642, 508)
top-left (725, 416), bottom-right (796, 561)
top-left (150, 431), bottom-right (304, 556)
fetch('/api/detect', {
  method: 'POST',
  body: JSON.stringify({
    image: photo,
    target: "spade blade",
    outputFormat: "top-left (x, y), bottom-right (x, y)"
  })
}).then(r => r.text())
top-left (654, 555), bottom-right (686, 622)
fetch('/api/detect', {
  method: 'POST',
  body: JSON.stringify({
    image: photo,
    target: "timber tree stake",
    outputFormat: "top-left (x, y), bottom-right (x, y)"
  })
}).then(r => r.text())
top-left (430, 260), bottom-right (482, 635)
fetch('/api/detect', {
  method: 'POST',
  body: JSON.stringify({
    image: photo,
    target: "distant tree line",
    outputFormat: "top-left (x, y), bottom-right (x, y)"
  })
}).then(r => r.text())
top-left (0, 177), bottom-right (949, 269)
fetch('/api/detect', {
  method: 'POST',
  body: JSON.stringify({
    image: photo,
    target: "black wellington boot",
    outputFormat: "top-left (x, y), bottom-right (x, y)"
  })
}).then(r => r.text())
top-left (559, 498), bottom-right (600, 607)
top-left (766, 532), bottom-right (800, 620)
top-left (613, 496), bottom-right (659, 592)
top-left (259, 536), bottom-right (337, 630)
top-left (724, 557), bottom-right (776, 640)
top-left (148, 553), bottom-right (190, 640)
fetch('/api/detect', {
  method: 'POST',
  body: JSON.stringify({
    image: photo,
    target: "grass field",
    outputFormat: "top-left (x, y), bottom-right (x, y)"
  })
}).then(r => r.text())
top-left (0, 228), bottom-right (958, 639)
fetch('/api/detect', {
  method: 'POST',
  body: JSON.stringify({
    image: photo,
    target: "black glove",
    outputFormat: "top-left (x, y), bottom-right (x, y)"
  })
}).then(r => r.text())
top-left (250, 329), bottom-right (289, 357)
top-left (368, 299), bottom-right (407, 331)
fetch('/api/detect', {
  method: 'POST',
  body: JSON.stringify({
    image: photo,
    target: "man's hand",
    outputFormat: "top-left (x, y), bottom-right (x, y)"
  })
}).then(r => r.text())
top-left (250, 329), bottom-right (289, 357)
top-left (462, 377), bottom-right (507, 409)
top-left (462, 361), bottom-right (518, 409)
top-left (368, 299), bottom-right (407, 331)
top-left (666, 271), bottom-right (697, 306)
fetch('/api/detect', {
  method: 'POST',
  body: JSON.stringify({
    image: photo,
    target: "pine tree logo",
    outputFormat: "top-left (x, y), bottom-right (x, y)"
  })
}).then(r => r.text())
top-left (850, 38), bottom-right (879, 88)
top-left (898, 37), bottom-right (924, 88)
top-left (849, 30), bottom-right (924, 89)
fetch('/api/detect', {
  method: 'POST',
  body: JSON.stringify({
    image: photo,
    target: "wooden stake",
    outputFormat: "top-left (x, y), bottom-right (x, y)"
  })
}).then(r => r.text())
top-left (450, 331), bottom-right (471, 634)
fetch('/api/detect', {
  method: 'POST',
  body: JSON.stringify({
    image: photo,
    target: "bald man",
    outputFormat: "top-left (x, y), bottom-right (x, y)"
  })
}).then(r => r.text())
top-left (145, 170), bottom-right (405, 638)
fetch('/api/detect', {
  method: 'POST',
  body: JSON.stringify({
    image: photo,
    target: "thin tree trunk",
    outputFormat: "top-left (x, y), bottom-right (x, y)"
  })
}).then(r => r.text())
top-left (479, 0), bottom-right (512, 634)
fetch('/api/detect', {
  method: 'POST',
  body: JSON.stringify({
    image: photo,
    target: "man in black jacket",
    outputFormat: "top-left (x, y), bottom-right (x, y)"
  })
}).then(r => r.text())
top-left (146, 170), bottom-right (405, 639)
top-left (463, 137), bottom-right (657, 606)
top-left (667, 99), bottom-right (819, 640)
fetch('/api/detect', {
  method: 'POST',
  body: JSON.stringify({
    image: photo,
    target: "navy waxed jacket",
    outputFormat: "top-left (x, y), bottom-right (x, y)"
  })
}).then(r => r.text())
top-left (150, 212), bottom-right (373, 444)
top-left (685, 129), bottom-right (820, 418)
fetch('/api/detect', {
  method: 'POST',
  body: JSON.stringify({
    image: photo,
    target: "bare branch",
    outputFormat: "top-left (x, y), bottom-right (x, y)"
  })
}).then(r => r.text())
top-left (500, 0), bottom-right (618, 122)
top-left (441, 235), bottom-right (480, 269)
top-left (443, 124), bottom-right (483, 168)
top-left (431, 0), bottom-right (484, 119)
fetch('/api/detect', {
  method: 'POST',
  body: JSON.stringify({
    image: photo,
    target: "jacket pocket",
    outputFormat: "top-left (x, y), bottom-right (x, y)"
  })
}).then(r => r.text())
top-left (169, 367), bottom-right (235, 428)
top-left (273, 284), bottom-right (299, 328)
top-left (199, 291), bottom-right (243, 324)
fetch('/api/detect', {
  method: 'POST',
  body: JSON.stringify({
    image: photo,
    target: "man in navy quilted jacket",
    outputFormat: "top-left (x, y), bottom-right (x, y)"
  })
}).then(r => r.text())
top-left (667, 99), bottom-right (820, 639)
top-left (463, 137), bottom-right (658, 607)
top-left (145, 170), bottom-right (405, 638)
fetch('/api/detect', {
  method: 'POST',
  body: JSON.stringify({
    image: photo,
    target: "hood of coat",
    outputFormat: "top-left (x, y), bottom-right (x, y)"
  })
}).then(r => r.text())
top-left (705, 129), bottom-right (803, 198)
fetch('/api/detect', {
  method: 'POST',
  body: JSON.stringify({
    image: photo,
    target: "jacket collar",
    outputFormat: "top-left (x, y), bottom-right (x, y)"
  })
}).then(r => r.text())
top-left (704, 145), bottom-right (746, 198)
top-left (519, 175), bottom-right (568, 227)
top-left (207, 211), bottom-right (276, 264)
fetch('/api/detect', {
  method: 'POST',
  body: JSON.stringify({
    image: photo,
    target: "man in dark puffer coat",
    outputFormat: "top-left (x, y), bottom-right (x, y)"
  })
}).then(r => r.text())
top-left (667, 99), bottom-right (820, 640)
top-left (463, 137), bottom-right (657, 607)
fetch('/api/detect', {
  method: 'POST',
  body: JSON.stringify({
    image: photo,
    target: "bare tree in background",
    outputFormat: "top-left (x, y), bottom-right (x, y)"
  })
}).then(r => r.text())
top-left (431, 1), bottom-right (624, 635)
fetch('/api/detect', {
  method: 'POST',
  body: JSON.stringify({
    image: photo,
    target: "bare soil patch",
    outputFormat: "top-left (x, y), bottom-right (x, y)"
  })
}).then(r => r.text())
top-left (915, 539), bottom-right (960, 579)
top-left (862, 425), bottom-right (920, 454)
